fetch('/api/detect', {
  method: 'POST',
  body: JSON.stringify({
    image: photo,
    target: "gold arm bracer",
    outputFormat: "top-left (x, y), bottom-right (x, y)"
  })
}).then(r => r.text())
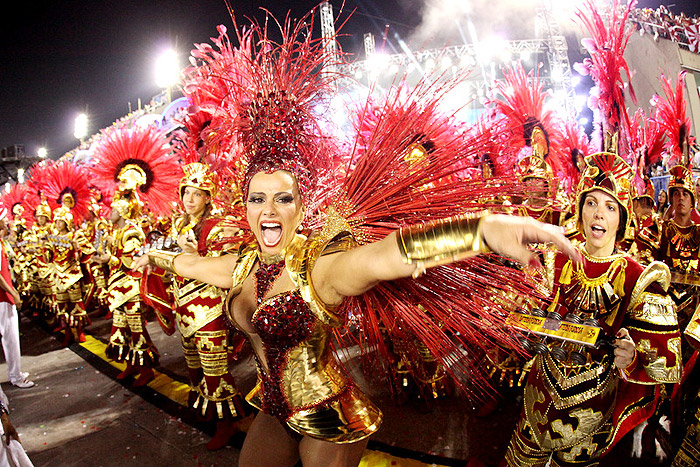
top-left (397, 212), bottom-right (490, 278)
top-left (148, 250), bottom-right (181, 275)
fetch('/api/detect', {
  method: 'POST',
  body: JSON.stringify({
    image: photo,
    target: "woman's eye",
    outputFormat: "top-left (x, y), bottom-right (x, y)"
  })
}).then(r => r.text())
top-left (247, 196), bottom-right (263, 204)
top-left (277, 195), bottom-right (294, 204)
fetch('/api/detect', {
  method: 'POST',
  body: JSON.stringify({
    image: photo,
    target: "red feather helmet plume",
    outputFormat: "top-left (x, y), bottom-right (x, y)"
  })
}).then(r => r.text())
top-left (628, 108), bottom-right (665, 197)
top-left (487, 62), bottom-right (560, 162)
top-left (32, 158), bottom-right (93, 228)
top-left (0, 183), bottom-right (34, 230)
top-left (554, 118), bottom-right (592, 193)
top-left (89, 125), bottom-right (182, 217)
top-left (653, 71), bottom-right (694, 168)
top-left (575, 0), bottom-right (637, 155)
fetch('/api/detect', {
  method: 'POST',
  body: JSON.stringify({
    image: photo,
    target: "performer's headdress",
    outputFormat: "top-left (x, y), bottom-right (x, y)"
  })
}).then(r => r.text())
top-left (179, 162), bottom-right (219, 199)
top-left (90, 125), bottom-right (182, 219)
top-left (34, 198), bottom-right (52, 220)
top-left (628, 108), bottom-right (665, 202)
top-left (653, 71), bottom-right (696, 205)
top-left (0, 183), bottom-right (33, 229)
top-left (576, 152), bottom-right (633, 241)
top-left (32, 158), bottom-right (92, 229)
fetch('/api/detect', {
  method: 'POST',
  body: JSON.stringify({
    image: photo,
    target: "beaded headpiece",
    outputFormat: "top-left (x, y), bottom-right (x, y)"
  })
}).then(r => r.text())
top-left (35, 198), bottom-right (52, 219)
top-left (53, 205), bottom-right (74, 230)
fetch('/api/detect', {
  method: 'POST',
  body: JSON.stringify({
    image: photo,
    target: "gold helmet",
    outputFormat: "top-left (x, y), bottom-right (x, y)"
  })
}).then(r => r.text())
top-left (576, 152), bottom-right (633, 241)
top-left (179, 162), bottom-right (218, 199)
top-left (35, 198), bottom-right (52, 219)
top-left (53, 206), bottom-right (74, 230)
top-left (667, 165), bottom-right (695, 206)
top-left (111, 190), bottom-right (143, 220)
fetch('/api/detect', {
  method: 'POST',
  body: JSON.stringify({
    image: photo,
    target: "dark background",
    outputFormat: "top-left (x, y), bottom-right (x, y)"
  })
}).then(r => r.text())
top-left (1, 0), bottom-right (698, 159)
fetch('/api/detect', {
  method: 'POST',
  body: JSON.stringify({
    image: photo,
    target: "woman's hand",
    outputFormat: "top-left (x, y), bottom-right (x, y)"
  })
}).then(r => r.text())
top-left (613, 328), bottom-right (636, 370)
top-left (177, 232), bottom-right (198, 255)
top-left (480, 214), bottom-right (580, 267)
top-left (132, 254), bottom-right (151, 272)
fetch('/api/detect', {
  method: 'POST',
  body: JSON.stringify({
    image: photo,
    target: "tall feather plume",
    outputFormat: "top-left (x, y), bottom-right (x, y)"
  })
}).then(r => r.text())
top-left (652, 71), bottom-right (694, 168)
top-left (487, 62), bottom-right (560, 162)
top-left (33, 159), bottom-right (93, 224)
top-left (89, 125), bottom-right (182, 216)
top-left (332, 75), bottom-right (546, 401)
top-left (0, 183), bottom-right (34, 228)
top-left (554, 118), bottom-right (592, 193)
top-left (575, 0), bottom-right (637, 155)
top-left (628, 107), bottom-right (666, 195)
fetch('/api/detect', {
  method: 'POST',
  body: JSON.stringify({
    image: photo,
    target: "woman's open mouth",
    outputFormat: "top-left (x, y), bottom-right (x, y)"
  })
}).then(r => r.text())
top-left (590, 224), bottom-right (606, 239)
top-left (260, 222), bottom-right (283, 247)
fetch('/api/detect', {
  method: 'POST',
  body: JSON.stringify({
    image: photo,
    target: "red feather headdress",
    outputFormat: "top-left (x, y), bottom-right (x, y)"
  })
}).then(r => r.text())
top-left (0, 183), bottom-right (34, 228)
top-left (553, 118), bottom-right (592, 193)
top-left (575, 0), bottom-right (637, 155)
top-left (652, 71), bottom-right (695, 168)
top-left (31, 159), bottom-right (93, 225)
top-left (89, 125), bottom-right (182, 216)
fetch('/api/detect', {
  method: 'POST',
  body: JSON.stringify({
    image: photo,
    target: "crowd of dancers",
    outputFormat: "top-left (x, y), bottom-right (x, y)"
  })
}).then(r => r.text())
top-left (0, 1), bottom-right (699, 466)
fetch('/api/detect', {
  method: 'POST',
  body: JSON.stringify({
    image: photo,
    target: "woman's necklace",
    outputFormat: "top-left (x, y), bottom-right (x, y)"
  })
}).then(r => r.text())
top-left (255, 252), bottom-right (285, 305)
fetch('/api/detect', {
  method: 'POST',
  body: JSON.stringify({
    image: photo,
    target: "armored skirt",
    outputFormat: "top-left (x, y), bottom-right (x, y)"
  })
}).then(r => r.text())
top-left (224, 230), bottom-right (382, 443)
top-left (506, 248), bottom-right (682, 466)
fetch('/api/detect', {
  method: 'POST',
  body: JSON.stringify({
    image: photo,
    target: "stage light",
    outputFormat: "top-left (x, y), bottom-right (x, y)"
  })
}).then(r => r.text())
top-left (155, 49), bottom-right (180, 89)
top-left (74, 113), bottom-right (88, 142)
top-left (571, 75), bottom-right (582, 87)
top-left (440, 56), bottom-right (453, 70)
top-left (38, 147), bottom-right (47, 159)
top-left (574, 94), bottom-right (588, 110)
top-left (17, 168), bottom-right (24, 184)
top-left (579, 116), bottom-right (589, 126)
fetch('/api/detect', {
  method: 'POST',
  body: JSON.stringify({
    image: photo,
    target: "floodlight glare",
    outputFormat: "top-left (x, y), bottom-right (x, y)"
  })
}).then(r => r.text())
top-left (155, 49), bottom-right (180, 89)
top-left (74, 113), bottom-right (88, 140)
top-left (38, 147), bottom-right (47, 158)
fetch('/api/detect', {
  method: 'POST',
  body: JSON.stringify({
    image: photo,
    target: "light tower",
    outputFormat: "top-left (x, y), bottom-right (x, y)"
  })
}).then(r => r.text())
top-left (319, 1), bottom-right (337, 80)
top-left (536, 0), bottom-right (576, 115)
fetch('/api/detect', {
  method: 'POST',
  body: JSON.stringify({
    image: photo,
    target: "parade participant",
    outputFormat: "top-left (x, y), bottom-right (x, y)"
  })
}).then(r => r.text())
top-left (48, 202), bottom-right (93, 345)
top-left (136, 13), bottom-right (579, 467)
top-left (504, 151), bottom-right (682, 467)
top-left (35, 160), bottom-right (96, 346)
top-left (0, 184), bottom-right (34, 312)
top-left (28, 198), bottom-right (55, 324)
top-left (168, 162), bottom-right (250, 450)
top-left (91, 125), bottom-right (181, 388)
top-left (657, 189), bottom-right (669, 215)
top-left (81, 200), bottom-right (110, 317)
top-left (504, 2), bottom-right (682, 465)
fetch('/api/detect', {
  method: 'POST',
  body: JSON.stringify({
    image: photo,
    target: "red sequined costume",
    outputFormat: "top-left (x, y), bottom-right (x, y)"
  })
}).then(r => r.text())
top-left (224, 230), bottom-right (382, 442)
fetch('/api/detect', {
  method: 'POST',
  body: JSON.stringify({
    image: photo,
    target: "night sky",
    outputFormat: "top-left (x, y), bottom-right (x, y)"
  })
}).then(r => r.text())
top-left (1, 1), bottom-right (698, 159)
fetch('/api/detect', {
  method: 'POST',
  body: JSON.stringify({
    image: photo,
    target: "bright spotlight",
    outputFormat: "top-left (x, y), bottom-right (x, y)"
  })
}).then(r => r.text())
top-left (571, 75), bottom-right (582, 87)
top-left (17, 168), bottom-right (24, 184)
top-left (37, 147), bottom-right (47, 159)
top-left (477, 36), bottom-right (509, 64)
top-left (574, 94), bottom-right (588, 110)
top-left (74, 113), bottom-right (88, 141)
top-left (155, 49), bottom-right (180, 89)
top-left (579, 116), bottom-right (589, 126)
top-left (424, 58), bottom-right (436, 72)
top-left (440, 56), bottom-right (453, 70)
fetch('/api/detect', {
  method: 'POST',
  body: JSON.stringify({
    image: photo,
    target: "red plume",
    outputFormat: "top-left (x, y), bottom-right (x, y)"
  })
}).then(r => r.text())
top-left (0, 183), bottom-right (34, 227)
top-left (653, 71), bottom-right (694, 167)
top-left (89, 125), bottom-right (182, 216)
top-left (575, 0), bottom-right (636, 151)
top-left (32, 159), bottom-right (93, 224)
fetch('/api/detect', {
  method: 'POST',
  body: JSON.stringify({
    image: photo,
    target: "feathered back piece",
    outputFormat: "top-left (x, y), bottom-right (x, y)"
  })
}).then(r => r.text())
top-left (204, 10), bottom-right (342, 212)
top-left (628, 108), bottom-right (665, 196)
top-left (331, 76), bottom-right (546, 400)
top-left (90, 125), bottom-right (182, 216)
top-left (653, 71), bottom-right (695, 167)
top-left (575, 0), bottom-right (637, 153)
top-left (32, 158), bottom-right (93, 225)
top-left (488, 62), bottom-right (559, 161)
top-left (0, 183), bottom-right (33, 229)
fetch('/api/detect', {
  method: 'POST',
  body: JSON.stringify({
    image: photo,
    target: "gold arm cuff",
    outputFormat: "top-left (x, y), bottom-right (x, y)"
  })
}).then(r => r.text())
top-left (149, 250), bottom-right (181, 275)
top-left (397, 212), bottom-right (489, 277)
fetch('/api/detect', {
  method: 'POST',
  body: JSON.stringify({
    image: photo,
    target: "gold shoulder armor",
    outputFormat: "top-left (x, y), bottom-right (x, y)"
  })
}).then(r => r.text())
top-left (629, 261), bottom-right (671, 310)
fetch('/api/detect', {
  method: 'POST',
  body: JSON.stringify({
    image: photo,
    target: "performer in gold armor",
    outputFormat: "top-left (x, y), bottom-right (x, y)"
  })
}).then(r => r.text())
top-left (167, 163), bottom-right (250, 450)
top-left (81, 201), bottom-right (110, 317)
top-left (29, 200), bottom-right (55, 324)
top-left (504, 151), bottom-right (682, 466)
top-left (95, 182), bottom-right (158, 387)
top-left (48, 196), bottom-right (94, 346)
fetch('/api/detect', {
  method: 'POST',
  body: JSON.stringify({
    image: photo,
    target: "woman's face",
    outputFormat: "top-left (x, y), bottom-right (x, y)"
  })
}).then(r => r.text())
top-left (246, 170), bottom-right (303, 256)
top-left (581, 189), bottom-right (620, 257)
top-left (182, 186), bottom-right (210, 217)
top-left (659, 190), bottom-right (667, 205)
